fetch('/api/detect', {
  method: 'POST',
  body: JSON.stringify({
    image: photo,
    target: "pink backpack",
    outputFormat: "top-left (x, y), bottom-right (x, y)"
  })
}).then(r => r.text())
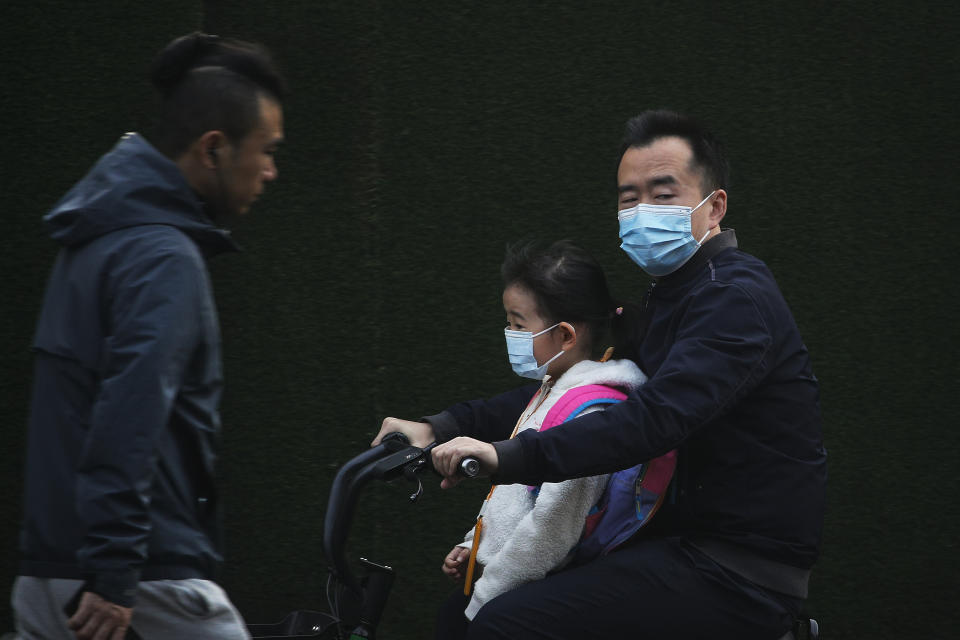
top-left (536, 384), bottom-right (677, 561)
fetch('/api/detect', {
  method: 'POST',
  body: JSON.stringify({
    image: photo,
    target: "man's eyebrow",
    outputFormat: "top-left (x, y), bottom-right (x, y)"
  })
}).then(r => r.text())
top-left (619, 175), bottom-right (678, 193)
top-left (648, 175), bottom-right (677, 187)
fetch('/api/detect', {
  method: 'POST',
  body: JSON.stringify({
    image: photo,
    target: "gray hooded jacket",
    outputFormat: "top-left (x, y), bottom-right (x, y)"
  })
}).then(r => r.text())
top-left (20, 133), bottom-right (237, 607)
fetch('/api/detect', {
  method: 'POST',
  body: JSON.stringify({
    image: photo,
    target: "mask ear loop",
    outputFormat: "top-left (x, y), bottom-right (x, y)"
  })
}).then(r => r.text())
top-left (530, 322), bottom-right (561, 338)
top-left (540, 349), bottom-right (566, 369)
top-left (691, 190), bottom-right (717, 213)
top-left (692, 190), bottom-right (718, 246)
top-left (537, 322), bottom-right (575, 371)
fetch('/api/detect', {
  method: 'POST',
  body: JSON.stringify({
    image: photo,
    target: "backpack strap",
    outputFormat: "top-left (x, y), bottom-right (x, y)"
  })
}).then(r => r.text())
top-left (537, 385), bottom-right (677, 562)
top-left (527, 385), bottom-right (627, 494)
top-left (525, 383), bottom-right (676, 562)
top-left (539, 384), bottom-right (628, 432)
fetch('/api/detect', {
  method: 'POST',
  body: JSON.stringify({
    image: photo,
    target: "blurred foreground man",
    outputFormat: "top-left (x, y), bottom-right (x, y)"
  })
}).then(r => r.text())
top-left (13, 32), bottom-right (285, 640)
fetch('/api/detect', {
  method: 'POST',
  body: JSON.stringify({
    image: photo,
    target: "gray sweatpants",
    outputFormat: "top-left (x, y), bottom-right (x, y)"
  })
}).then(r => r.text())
top-left (11, 576), bottom-right (251, 640)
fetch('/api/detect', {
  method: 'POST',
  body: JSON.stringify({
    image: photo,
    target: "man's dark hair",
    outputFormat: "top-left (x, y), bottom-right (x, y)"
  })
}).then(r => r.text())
top-left (501, 240), bottom-right (642, 361)
top-left (149, 32), bottom-right (286, 158)
top-left (619, 110), bottom-right (730, 194)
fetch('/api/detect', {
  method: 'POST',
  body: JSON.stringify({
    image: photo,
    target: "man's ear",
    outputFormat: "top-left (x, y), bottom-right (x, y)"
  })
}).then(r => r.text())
top-left (557, 322), bottom-right (579, 351)
top-left (708, 189), bottom-right (727, 227)
top-left (197, 130), bottom-right (227, 169)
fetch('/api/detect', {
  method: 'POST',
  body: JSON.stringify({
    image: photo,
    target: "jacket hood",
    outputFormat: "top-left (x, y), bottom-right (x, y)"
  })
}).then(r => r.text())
top-left (44, 133), bottom-right (237, 255)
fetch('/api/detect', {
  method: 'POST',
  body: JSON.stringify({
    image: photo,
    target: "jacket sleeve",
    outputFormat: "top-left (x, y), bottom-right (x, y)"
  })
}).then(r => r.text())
top-left (422, 383), bottom-right (538, 443)
top-left (493, 281), bottom-right (775, 485)
top-left (76, 240), bottom-right (205, 607)
top-left (464, 473), bottom-right (608, 620)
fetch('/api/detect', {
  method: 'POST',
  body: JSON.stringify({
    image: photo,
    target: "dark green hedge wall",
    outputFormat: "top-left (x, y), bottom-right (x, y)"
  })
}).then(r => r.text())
top-left (2, 2), bottom-right (957, 638)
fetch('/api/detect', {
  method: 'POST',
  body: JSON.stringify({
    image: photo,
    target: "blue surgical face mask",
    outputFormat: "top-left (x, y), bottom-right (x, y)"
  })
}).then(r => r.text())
top-left (618, 191), bottom-right (716, 276)
top-left (504, 323), bottom-right (566, 380)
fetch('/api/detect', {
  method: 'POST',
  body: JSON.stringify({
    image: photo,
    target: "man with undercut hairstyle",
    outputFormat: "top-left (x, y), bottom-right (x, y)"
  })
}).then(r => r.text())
top-left (12, 32), bottom-right (285, 640)
top-left (377, 110), bottom-right (827, 639)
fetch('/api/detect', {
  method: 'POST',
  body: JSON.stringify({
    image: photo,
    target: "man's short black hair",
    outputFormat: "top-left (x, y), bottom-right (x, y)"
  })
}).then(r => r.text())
top-left (149, 32), bottom-right (286, 158)
top-left (620, 110), bottom-right (730, 194)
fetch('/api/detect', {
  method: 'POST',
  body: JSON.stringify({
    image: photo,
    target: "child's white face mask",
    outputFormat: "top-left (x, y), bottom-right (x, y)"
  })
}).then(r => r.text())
top-left (504, 323), bottom-right (566, 380)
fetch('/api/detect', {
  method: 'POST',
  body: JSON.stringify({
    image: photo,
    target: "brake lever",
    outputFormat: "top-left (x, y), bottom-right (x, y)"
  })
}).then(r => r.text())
top-left (396, 440), bottom-right (482, 502)
top-left (403, 457), bottom-right (428, 502)
top-left (399, 443), bottom-right (437, 502)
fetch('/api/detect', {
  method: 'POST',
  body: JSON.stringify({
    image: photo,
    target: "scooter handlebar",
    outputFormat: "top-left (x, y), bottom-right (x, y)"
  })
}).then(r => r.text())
top-left (381, 432), bottom-right (480, 478)
top-left (458, 456), bottom-right (480, 478)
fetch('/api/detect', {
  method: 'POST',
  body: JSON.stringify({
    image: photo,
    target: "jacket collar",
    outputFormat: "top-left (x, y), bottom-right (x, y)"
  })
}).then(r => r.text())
top-left (656, 228), bottom-right (738, 287)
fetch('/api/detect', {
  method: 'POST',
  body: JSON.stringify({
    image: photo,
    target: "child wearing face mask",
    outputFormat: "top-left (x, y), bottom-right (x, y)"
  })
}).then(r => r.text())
top-left (434, 240), bottom-right (653, 638)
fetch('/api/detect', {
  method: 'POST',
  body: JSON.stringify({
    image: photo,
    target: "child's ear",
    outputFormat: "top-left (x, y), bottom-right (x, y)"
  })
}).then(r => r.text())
top-left (558, 322), bottom-right (578, 351)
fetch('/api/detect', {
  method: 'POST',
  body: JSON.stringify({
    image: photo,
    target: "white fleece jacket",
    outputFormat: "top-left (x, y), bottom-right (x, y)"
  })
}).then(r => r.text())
top-left (460, 358), bottom-right (647, 620)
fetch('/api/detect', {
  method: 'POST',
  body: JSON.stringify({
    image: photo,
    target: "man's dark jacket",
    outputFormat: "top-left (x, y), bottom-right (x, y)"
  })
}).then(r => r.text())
top-left (19, 133), bottom-right (237, 607)
top-left (426, 231), bottom-right (827, 598)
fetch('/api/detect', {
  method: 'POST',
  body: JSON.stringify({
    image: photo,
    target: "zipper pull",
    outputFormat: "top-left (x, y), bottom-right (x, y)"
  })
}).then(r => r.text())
top-left (643, 282), bottom-right (656, 308)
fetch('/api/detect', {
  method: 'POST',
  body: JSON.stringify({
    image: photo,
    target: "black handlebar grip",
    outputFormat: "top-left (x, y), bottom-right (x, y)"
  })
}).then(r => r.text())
top-left (380, 431), bottom-right (410, 450)
top-left (459, 457), bottom-right (480, 478)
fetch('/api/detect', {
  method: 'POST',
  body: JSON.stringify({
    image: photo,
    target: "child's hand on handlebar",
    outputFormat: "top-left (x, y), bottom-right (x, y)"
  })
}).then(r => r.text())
top-left (432, 437), bottom-right (499, 489)
top-left (441, 545), bottom-right (471, 582)
top-left (372, 417), bottom-right (435, 448)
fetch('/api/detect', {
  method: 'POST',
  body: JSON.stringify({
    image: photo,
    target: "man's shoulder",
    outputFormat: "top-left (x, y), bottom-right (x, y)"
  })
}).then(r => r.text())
top-left (95, 223), bottom-right (204, 260)
top-left (698, 248), bottom-right (800, 333)
top-left (703, 246), bottom-right (780, 294)
top-left (713, 243), bottom-right (769, 270)
top-left (79, 224), bottom-right (209, 293)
